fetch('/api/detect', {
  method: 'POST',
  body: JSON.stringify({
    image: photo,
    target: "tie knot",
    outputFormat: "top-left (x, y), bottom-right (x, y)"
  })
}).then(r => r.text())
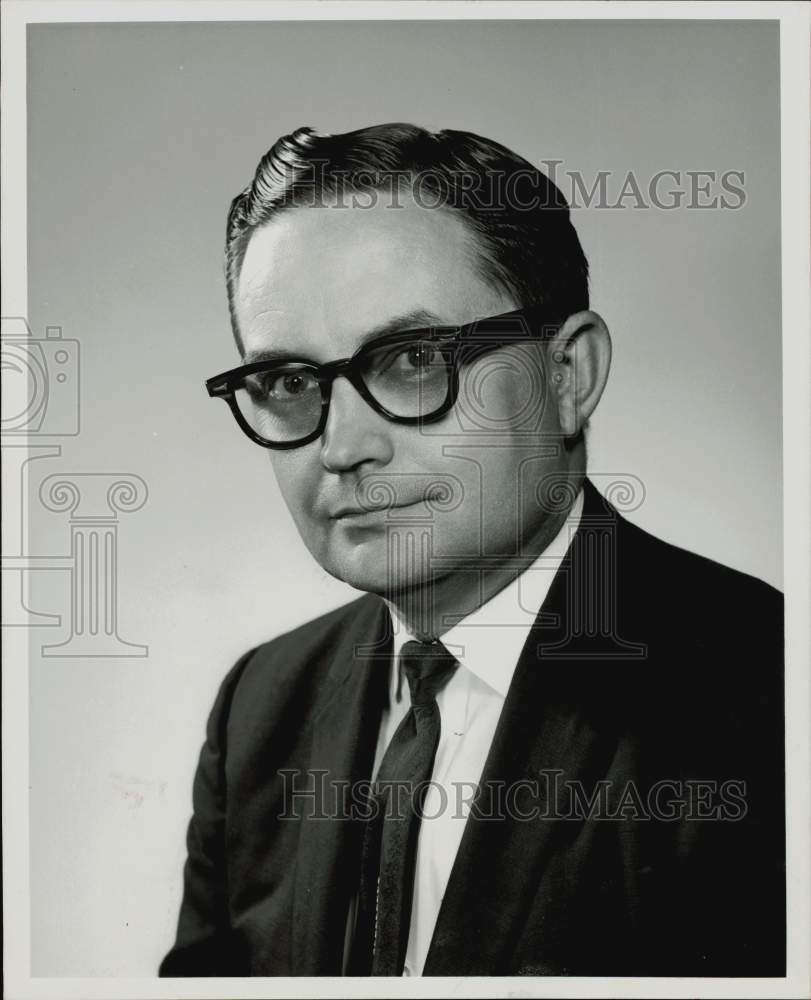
top-left (399, 639), bottom-right (458, 707)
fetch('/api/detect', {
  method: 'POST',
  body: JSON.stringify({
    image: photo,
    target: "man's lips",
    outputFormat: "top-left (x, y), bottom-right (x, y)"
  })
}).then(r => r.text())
top-left (329, 500), bottom-right (423, 519)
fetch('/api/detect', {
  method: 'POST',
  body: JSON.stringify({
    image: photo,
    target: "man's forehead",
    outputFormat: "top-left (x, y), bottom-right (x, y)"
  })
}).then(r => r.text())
top-left (236, 193), bottom-right (477, 294)
top-left (234, 196), bottom-right (513, 358)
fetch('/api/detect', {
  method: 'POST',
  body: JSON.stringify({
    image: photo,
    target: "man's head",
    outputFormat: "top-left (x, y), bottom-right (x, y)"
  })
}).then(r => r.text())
top-left (226, 124), bottom-right (590, 352)
top-left (222, 124), bottom-right (611, 602)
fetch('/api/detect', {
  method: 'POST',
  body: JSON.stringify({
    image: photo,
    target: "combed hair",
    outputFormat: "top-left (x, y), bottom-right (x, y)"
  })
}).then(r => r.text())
top-left (225, 123), bottom-right (589, 351)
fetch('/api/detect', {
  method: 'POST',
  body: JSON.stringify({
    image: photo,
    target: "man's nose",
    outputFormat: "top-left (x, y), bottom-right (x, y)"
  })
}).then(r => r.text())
top-left (320, 377), bottom-right (394, 473)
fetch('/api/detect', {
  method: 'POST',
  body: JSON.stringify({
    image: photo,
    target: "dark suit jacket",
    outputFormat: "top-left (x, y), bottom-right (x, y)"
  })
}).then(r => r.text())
top-left (160, 478), bottom-right (785, 976)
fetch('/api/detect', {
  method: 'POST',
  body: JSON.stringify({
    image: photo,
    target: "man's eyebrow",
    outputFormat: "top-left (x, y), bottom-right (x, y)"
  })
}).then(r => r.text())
top-left (241, 309), bottom-right (447, 365)
top-left (362, 309), bottom-right (447, 342)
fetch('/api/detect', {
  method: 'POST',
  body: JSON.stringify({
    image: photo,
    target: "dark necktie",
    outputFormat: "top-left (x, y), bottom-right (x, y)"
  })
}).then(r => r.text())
top-left (351, 639), bottom-right (459, 976)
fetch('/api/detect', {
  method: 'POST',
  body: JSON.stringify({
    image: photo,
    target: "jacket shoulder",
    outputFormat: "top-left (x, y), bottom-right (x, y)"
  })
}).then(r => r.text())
top-left (213, 592), bottom-right (385, 741)
top-left (602, 512), bottom-right (785, 775)
top-left (616, 512), bottom-right (783, 626)
top-left (262, 591), bottom-right (377, 649)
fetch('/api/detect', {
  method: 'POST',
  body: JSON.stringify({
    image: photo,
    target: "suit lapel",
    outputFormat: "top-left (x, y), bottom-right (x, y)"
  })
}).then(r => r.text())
top-left (291, 596), bottom-right (392, 975)
top-left (424, 479), bottom-right (640, 975)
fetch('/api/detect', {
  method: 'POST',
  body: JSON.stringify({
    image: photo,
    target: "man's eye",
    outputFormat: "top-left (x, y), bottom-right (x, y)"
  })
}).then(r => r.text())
top-left (246, 371), bottom-right (318, 402)
top-left (405, 344), bottom-right (436, 368)
top-left (275, 373), bottom-right (315, 398)
top-left (388, 342), bottom-right (441, 373)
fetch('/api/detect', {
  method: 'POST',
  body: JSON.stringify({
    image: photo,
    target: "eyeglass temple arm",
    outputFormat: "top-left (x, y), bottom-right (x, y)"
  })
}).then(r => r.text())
top-left (206, 378), bottom-right (232, 398)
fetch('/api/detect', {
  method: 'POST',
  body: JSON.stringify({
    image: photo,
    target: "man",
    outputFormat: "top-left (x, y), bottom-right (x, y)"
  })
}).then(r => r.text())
top-left (160, 124), bottom-right (785, 977)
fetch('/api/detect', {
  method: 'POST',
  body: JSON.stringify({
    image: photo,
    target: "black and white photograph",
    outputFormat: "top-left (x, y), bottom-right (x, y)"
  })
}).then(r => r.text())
top-left (2, 3), bottom-right (809, 998)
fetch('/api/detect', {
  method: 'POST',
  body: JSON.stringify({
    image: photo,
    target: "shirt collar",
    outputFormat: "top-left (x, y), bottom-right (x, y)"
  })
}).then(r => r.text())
top-left (386, 488), bottom-right (584, 699)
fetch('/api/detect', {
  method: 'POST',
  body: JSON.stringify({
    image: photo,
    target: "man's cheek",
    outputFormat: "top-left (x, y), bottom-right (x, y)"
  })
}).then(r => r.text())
top-left (289, 500), bottom-right (325, 546)
top-left (428, 492), bottom-right (484, 559)
top-left (270, 457), bottom-right (317, 515)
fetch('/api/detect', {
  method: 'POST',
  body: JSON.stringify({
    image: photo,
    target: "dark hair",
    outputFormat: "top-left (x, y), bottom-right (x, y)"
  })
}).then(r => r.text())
top-left (225, 123), bottom-right (589, 351)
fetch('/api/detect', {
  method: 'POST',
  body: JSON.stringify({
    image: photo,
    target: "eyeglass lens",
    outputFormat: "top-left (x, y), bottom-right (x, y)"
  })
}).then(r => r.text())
top-left (233, 338), bottom-right (452, 444)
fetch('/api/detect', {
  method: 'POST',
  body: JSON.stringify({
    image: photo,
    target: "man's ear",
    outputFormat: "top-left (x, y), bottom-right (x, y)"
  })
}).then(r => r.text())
top-left (547, 310), bottom-right (612, 437)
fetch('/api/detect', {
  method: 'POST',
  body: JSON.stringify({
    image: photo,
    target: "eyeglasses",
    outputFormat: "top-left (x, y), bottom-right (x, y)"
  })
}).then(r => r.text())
top-left (206, 306), bottom-right (556, 450)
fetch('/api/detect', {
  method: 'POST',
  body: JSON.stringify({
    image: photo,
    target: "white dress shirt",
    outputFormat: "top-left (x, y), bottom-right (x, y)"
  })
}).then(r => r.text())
top-left (369, 488), bottom-right (584, 975)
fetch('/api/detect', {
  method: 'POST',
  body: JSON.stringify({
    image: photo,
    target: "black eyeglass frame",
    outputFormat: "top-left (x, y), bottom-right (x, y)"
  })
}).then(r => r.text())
top-left (205, 306), bottom-right (558, 450)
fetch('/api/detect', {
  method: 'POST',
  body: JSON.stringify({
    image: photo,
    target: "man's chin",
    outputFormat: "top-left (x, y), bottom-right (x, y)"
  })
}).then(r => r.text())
top-left (327, 564), bottom-right (433, 597)
top-left (317, 546), bottom-right (433, 597)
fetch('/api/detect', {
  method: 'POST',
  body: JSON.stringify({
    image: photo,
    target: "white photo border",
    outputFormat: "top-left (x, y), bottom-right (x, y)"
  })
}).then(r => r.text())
top-left (2, 3), bottom-right (809, 998)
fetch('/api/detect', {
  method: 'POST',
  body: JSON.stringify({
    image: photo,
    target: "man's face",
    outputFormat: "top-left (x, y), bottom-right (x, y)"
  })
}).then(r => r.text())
top-left (234, 192), bottom-right (567, 595)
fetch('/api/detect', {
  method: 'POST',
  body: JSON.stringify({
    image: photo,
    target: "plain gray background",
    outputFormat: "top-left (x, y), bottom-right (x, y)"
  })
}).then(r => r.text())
top-left (26, 19), bottom-right (780, 975)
